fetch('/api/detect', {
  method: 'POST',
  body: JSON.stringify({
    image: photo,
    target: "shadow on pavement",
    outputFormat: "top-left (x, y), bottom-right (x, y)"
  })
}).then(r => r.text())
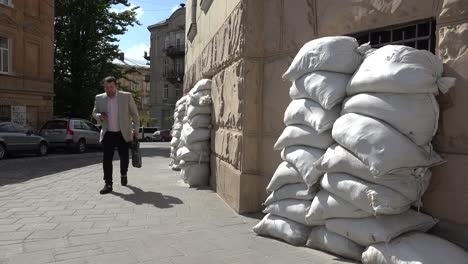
top-left (0, 144), bottom-right (170, 187)
top-left (112, 185), bottom-right (183, 208)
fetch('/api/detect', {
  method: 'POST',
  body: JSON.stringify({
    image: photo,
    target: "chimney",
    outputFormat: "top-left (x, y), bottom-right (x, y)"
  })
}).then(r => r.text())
top-left (180, 3), bottom-right (185, 8)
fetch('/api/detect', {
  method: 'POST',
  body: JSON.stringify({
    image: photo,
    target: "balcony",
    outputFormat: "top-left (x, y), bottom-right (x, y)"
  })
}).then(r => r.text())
top-left (164, 45), bottom-right (185, 58)
top-left (163, 70), bottom-right (184, 84)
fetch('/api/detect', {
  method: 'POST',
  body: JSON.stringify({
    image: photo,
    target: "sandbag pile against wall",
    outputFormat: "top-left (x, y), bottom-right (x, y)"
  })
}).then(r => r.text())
top-left (179, 79), bottom-right (212, 186)
top-left (254, 36), bottom-right (364, 251)
top-left (169, 95), bottom-right (188, 171)
top-left (313, 44), bottom-right (462, 262)
top-left (255, 39), bottom-right (466, 262)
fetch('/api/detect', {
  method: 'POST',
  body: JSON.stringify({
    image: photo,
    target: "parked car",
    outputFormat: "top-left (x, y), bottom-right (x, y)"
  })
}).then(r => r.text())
top-left (152, 130), bottom-right (172, 142)
top-left (137, 127), bottom-right (159, 142)
top-left (0, 122), bottom-right (49, 159)
top-left (40, 118), bottom-right (100, 153)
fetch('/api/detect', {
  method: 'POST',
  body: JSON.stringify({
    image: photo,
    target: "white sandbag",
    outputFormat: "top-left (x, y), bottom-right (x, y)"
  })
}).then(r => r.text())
top-left (305, 190), bottom-right (372, 225)
top-left (170, 137), bottom-right (180, 147)
top-left (189, 79), bottom-right (212, 95)
top-left (326, 210), bottom-right (438, 246)
top-left (172, 122), bottom-right (183, 131)
top-left (189, 90), bottom-right (212, 106)
top-left (187, 114), bottom-right (211, 128)
top-left (180, 124), bottom-right (210, 145)
top-left (332, 113), bottom-right (444, 176)
top-left (321, 173), bottom-right (412, 215)
top-left (187, 105), bottom-right (211, 120)
top-left (175, 95), bottom-right (188, 107)
top-left (306, 226), bottom-right (364, 261)
top-left (316, 145), bottom-right (432, 201)
top-left (348, 45), bottom-right (456, 96)
top-left (263, 199), bottom-right (311, 226)
top-left (281, 146), bottom-right (325, 186)
top-left (172, 129), bottom-right (182, 138)
top-left (284, 99), bottom-right (341, 134)
top-left (176, 147), bottom-right (210, 163)
top-left (266, 162), bottom-right (304, 192)
top-left (253, 214), bottom-right (310, 246)
top-left (181, 163), bottom-right (210, 186)
top-left (342, 93), bottom-right (439, 145)
top-left (361, 232), bottom-right (468, 264)
top-left (290, 71), bottom-right (351, 110)
top-left (178, 160), bottom-right (208, 169)
top-left (282, 36), bottom-right (365, 81)
top-left (185, 140), bottom-right (210, 153)
top-left (274, 125), bottom-right (334, 150)
top-left (264, 184), bottom-right (316, 206)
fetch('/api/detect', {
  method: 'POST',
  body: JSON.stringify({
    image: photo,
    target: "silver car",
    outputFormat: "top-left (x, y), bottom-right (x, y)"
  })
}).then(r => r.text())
top-left (40, 119), bottom-right (101, 153)
top-left (0, 122), bottom-right (49, 160)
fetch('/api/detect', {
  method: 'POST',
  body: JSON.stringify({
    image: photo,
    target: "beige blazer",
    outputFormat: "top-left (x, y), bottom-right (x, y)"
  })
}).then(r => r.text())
top-left (92, 91), bottom-right (140, 142)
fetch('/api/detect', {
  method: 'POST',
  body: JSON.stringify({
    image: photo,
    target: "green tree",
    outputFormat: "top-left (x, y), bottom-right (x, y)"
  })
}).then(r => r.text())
top-left (54, 0), bottom-right (141, 118)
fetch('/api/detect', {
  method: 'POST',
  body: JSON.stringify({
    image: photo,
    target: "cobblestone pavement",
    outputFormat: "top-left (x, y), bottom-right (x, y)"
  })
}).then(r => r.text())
top-left (0, 143), bottom-right (351, 264)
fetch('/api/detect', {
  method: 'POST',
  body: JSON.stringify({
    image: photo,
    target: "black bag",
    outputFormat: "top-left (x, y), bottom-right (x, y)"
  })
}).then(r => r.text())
top-left (130, 136), bottom-right (142, 168)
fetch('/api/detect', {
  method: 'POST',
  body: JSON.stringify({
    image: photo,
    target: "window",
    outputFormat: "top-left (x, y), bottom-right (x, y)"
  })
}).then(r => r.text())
top-left (176, 32), bottom-right (183, 50)
top-left (42, 120), bottom-right (67, 130)
top-left (163, 85), bottom-right (169, 99)
top-left (0, 35), bottom-right (10, 74)
top-left (164, 34), bottom-right (170, 49)
top-left (200, 0), bottom-right (213, 12)
top-left (175, 60), bottom-right (182, 75)
top-left (0, 0), bottom-right (11, 7)
top-left (175, 85), bottom-right (181, 97)
top-left (187, 0), bottom-right (197, 42)
top-left (352, 19), bottom-right (436, 53)
top-left (0, 123), bottom-right (14, 132)
top-left (163, 60), bottom-right (169, 76)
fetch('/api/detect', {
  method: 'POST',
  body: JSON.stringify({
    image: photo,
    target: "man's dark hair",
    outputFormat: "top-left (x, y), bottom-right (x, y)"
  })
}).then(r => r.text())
top-left (102, 76), bottom-right (117, 85)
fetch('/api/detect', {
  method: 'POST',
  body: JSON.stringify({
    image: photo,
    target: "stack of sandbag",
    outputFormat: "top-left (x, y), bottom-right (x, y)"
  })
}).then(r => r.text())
top-left (254, 37), bottom-right (366, 250)
top-left (170, 95), bottom-right (188, 171)
top-left (311, 45), bottom-right (464, 262)
top-left (178, 79), bottom-right (212, 186)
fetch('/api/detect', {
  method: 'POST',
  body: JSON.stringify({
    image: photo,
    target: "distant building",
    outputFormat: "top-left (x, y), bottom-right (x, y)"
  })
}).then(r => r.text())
top-left (0, 0), bottom-right (54, 129)
top-left (114, 55), bottom-right (151, 126)
top-left (147, 4), bottom-right (185, 130)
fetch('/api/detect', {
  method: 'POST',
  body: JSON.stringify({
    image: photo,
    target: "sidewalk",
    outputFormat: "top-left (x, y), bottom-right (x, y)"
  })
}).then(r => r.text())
top-left (0, 143), bottom-right (349, 264)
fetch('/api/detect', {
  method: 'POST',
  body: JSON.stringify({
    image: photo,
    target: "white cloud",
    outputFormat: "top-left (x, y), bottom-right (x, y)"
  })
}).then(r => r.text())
top-left (110, 3), bottom-right (144, 20)
top-left (120, 43), bottom-right (150, 65)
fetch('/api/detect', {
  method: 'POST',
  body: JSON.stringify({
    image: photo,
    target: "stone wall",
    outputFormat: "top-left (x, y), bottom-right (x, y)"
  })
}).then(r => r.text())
top-left (184, 0), bottom-right (468, 247)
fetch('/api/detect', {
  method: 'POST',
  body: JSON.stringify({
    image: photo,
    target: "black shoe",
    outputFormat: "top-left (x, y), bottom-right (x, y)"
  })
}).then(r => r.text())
top-left (100, 184), bottom-right (113, 194)
top-left (121, 175), bottom-right (127, 186)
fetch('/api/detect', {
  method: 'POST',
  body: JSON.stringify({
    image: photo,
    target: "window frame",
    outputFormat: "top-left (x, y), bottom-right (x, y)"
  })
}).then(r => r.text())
top-left (351, 18), bottom-right (436, 53)
top-left (0, 0), bottom-right (13, 7)
top-left (163, 85), bottom-right (169, 99)
top-left (0, 35), bottom-right (11, 74)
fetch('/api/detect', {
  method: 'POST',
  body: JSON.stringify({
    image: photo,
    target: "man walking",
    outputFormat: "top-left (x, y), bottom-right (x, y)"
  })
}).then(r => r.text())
top-left (92, 76), bottom-right (140, 194)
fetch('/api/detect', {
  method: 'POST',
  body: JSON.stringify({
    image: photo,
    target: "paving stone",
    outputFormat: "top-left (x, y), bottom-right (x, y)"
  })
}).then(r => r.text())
top-left (0, 143), bottom-right (350, 263)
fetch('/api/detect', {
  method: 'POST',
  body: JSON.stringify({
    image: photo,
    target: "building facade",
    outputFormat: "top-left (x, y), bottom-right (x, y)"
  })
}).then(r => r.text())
top-left (0, 0), bottom-right (54, 129)
top-left (147, 5), bottom-right (185, 130)
top-left (114, 58), bottom-right (151, 126)
top-left (184, 0), bottom-right (468, 249)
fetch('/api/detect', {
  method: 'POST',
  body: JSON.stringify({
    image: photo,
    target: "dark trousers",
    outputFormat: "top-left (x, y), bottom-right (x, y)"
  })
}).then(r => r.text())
top-left (102, 131), bottom-right (129, 185)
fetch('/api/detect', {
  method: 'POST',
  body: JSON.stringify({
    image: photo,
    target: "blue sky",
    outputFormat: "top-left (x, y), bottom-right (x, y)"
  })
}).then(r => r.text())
top-left (111, 0), bottom-right (186, 65)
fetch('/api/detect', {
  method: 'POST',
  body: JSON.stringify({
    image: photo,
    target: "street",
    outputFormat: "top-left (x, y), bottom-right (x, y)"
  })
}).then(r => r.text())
top-left (0, 142), bottom-right (345, 264)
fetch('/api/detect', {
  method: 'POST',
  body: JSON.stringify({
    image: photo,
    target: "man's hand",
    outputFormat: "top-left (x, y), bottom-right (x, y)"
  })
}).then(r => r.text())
top-left (99, 113), bottom-right (108, 121)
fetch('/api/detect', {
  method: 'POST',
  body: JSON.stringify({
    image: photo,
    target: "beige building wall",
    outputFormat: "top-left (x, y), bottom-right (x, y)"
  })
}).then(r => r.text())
top-left (116, 65), bottom-right (151, 122)
top-left (184, 0), bottom-right (468, 248)
top-left (0, 0), bottom-right (54, 129)
top-left (148, 6), bottom-right (186, 130)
